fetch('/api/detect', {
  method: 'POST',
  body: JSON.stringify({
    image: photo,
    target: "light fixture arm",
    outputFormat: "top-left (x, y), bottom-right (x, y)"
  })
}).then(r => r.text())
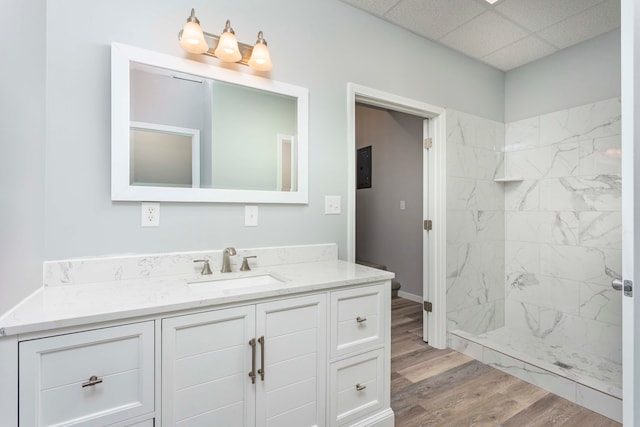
top-left (255, 31), bottom-right (267, 46)
top-left (186, 8), bottom-right (200, 25)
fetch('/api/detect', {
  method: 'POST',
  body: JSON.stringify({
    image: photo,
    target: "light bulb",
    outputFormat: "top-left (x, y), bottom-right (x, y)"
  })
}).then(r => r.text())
top-left (248, 31), bottom-right (272, 71)
top-left (179, 9), bottom-right (208, 54)
top-left (214, 20), bottom-right (242, 62)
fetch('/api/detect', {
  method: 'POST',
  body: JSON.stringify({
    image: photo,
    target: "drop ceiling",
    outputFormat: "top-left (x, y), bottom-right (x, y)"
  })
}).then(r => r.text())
top-left (339, 0), bottom-right (620, 71)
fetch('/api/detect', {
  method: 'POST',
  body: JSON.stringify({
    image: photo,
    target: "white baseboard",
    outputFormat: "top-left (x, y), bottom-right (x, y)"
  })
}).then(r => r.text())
top-left (349, 408), bottom-right (395, 427)
top-left (397, 291), bottom-right (422, 303)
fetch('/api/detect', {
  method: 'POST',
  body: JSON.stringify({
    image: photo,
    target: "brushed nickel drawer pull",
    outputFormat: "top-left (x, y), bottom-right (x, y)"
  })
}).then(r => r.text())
top-left (356, 316), bottom-right (367, 323)
top-left (356, 383), bottom-right (367, 391)
top-left (249, 338), bottom-right (257, 384)
top-left (257, 336), bottom-right (265, 381)
top-left (81, 375), bottom-right (103, 388)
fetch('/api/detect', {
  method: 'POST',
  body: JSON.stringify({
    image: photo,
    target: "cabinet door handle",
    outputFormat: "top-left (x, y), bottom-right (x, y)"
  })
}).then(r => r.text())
top-left (356, 316), bottom-right (367, 323)
top-left (257, 336), bottom-right (265, 381)
top-left (248, 338), bottom-right (257, 384)
top-left (356, 383), bottom-right (367, 391)
top-left (81, 375), bottom-right (103, 388)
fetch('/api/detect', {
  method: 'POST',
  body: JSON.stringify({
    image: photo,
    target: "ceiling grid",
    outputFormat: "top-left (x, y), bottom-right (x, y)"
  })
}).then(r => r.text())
top-left (340, 0), bottom-right (620, 70)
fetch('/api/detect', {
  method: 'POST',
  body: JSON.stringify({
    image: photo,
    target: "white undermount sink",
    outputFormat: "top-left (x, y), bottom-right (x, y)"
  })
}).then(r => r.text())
top-left (188, 274), bottom-right (284, 291)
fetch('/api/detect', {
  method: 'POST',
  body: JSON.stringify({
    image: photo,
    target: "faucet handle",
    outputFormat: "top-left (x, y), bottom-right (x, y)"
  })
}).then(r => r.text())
top-left (240, 256), bottom-right (257, 271)
top-left (193, 259), bottom-right (213, 275)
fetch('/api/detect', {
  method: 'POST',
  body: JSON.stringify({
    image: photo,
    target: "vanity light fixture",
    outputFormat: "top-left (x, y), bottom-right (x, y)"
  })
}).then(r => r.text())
top-left (178, 9), bottom-right (273, 71)
top-left (248, 31), bottom-right (272, 71)
top-left (213, 20), bottom-right (242, 62)
top-left (179, 9), bottom-right (209, 54)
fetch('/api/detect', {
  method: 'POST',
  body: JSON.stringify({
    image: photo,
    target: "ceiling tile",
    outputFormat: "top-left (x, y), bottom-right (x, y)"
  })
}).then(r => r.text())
top-left (481, 36), bottom-right (557, 71)
top-left (537, 0), bottom-right (621, 49)
top-left (495, 0), bottom-right (605, 32)
top-left (439, 11), bottom-right (529, 59)
top-left (384, 0), bottom-right (486, 40)
top-left (340, 0), bottom-right (401, 16)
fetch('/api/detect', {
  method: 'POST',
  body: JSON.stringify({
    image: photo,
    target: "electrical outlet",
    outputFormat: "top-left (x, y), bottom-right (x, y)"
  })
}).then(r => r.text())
top-left (141, 202), bottom-right (160, 227)
top-left (324, 196), bottom-right (341, 215)
top-left (245, 205), bottom-right (258, 227)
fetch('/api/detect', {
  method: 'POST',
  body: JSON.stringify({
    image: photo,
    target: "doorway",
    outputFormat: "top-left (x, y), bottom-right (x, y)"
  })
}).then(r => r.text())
top-left (346, 83), bottom-right (447, 349)
top-left (354, 104), bottom-right (424, 304)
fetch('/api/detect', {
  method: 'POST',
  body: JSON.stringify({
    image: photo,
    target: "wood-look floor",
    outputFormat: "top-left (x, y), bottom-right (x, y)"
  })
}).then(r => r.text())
top-left (390, 297), bottom-right (621, 427)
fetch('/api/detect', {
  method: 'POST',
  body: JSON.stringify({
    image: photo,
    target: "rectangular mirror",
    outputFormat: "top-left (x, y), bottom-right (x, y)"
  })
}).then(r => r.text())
top-left (111, 43), bottom-right (308, 203)
top-left (130, 122), bottom-right (201, 188)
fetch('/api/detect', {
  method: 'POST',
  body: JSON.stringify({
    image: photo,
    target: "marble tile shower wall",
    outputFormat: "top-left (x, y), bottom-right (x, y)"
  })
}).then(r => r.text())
top-left (446, 109), bottom-right (506, 334)
top-left (504, 97), bottom-right (622, 364)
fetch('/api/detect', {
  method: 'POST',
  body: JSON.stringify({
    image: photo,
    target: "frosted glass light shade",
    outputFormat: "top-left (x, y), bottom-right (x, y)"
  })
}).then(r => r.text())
top-left (179, 21), bottom-right (209, 54)
top-left (249, 41), bottom-right (272, 71)
top-left (214, 31), bottom-right (242, 62)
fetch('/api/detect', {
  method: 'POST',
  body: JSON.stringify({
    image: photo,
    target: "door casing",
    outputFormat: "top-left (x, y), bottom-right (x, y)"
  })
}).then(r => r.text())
top-left (346, 83), bottom-right (447, 349)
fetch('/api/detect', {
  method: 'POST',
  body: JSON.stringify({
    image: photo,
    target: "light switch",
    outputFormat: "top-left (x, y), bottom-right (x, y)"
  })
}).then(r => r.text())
top-left (325, 196), bottom-right (341, 215)
top-left (245, 206), bottom-right (258, 226)
top-left (400, 200), bottom-right (406, 210)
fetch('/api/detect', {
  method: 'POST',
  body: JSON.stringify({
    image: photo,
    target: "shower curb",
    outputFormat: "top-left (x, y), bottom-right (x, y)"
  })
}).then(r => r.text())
top-left (448, 330), bottom-right (622, 423)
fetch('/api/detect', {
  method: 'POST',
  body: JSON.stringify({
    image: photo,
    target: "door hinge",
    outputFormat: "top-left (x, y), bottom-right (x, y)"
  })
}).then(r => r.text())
top-left (424, 138), bottom-right (432, 150)
top-left (424, 220), bottom-right (432, 231)
top-left (424, 301), bottom-right (433, 312)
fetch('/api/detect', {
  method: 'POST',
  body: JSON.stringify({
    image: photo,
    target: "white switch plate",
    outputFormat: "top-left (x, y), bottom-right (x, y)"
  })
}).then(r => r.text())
top-left (141, 202), bottom-right (160, 227)
top-left (325, 196), bottom-right (341, 215)
top-left (400, 200), bottom-right (406, 210)
top-left (245, 205), bottom-right (259, 226)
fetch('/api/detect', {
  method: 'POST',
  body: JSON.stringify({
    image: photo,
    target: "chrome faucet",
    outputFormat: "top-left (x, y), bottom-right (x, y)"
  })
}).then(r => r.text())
top-left (221, 247), bottom-right (237, 273)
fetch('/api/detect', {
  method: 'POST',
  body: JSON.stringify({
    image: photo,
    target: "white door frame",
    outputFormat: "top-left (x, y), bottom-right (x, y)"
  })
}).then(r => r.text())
top-left (346, 83), bottom-right (447, 349)
top-left (621, 0), bottom-right (639, 423)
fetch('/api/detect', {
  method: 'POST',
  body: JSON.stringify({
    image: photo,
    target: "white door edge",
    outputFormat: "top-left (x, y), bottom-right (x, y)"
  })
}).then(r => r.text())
top-left (346, 83), bottom-right (447, 349)
top-left (621, 0), bottom-right (638, 423)
top-left (423, 118), bottom-right (431, 345)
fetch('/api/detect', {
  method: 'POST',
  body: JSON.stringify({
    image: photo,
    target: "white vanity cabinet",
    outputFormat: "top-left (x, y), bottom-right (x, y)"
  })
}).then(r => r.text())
top-left (162, 293), bottom-right (327, 427)
top-left (328, 283), bottom-right (390, 426)
top-left (3, 254), bottom-right (395, 427)
top-left (18, 321), bottom-right (155, 427)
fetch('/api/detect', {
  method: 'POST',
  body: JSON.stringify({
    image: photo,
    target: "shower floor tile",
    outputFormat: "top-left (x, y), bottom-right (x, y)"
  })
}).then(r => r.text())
top-left (450, 327), bottom-right (622, 399)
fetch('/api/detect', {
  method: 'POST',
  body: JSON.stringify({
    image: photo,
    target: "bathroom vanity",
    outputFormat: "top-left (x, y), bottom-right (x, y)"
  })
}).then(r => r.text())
top-left (0, 244), bottom-right (395, 427)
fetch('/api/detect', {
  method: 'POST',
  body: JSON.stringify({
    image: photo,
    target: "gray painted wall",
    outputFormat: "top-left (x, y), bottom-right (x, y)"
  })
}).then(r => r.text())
top-left (2, 0), bottom-right (506, 315)
top-left (355, 105), bottom-right (424, 298)
top-left (505, 29), bottom-right (621, 122)
top-left (0, 0), bottom-right (46, 315)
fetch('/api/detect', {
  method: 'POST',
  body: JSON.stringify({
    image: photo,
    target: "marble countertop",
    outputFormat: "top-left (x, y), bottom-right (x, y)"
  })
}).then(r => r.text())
top-left (0, 260), bottom-right (394, 337)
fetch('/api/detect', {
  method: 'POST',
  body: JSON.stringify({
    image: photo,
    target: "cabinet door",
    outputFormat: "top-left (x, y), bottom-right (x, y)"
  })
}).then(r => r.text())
top-left (255, 294), bottom-right (327, 427)
top-left (19, 321), bottom-right (154, 427)
top-left (162, 306), bottom-right (255, 427)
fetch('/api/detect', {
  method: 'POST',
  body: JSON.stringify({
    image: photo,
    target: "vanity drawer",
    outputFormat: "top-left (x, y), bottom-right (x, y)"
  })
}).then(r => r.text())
top-left (329, 349), bottom-right (384, 426)
top-left (330, 284), bottom-right (385, 357)
top-left (19, 321), bottom-right (155, 427)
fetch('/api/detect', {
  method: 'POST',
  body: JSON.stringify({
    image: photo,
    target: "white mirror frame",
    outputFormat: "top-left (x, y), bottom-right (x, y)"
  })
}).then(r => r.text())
top-left (111, 42), bottom-right (309, 203)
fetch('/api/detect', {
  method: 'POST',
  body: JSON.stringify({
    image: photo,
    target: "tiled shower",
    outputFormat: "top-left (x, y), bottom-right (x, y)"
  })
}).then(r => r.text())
top-left (445, 98), bottom-right (622, 420)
